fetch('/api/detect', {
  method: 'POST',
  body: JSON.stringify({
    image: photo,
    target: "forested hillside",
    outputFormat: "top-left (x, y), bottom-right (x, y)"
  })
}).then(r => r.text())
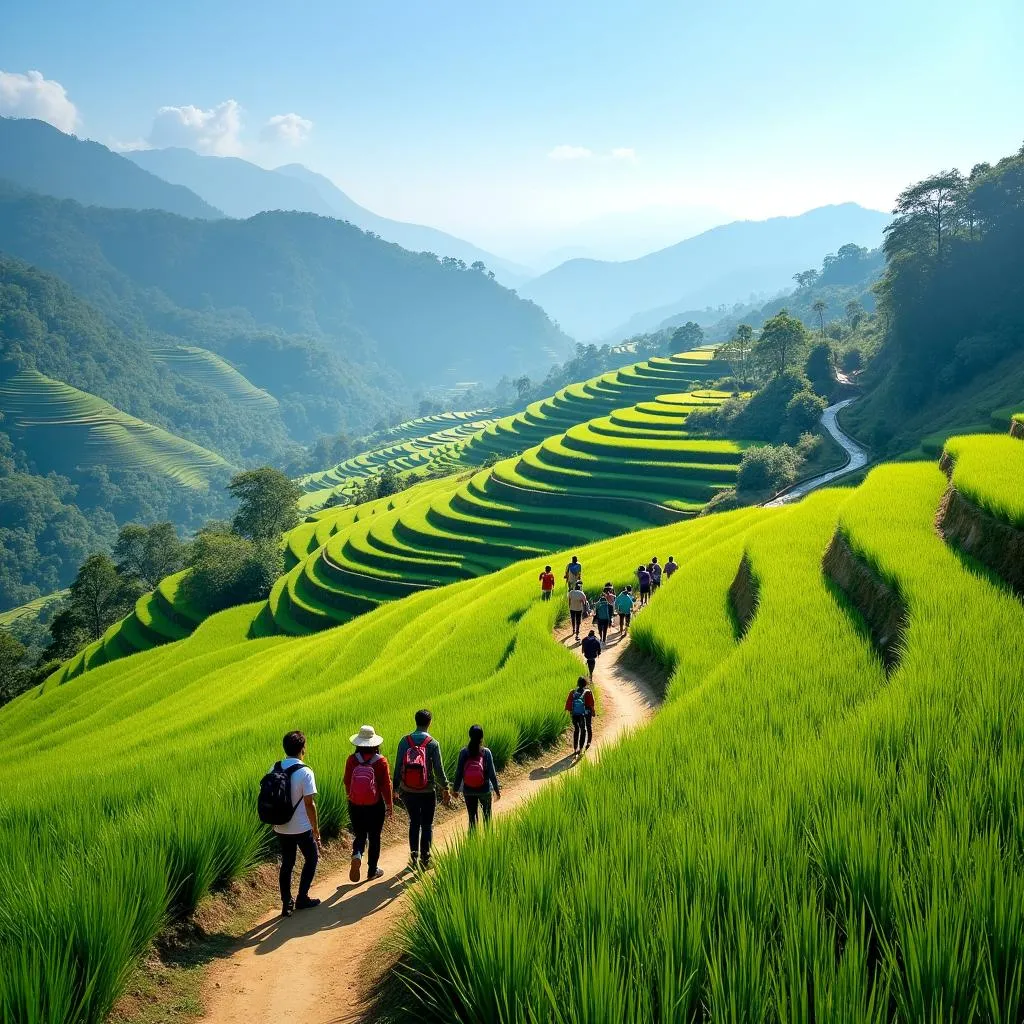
top-left (0, 118), bottom-right (222, 219)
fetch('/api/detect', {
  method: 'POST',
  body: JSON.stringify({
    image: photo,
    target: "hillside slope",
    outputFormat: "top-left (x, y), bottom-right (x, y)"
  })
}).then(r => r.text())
top-left (522, 203), bottom-right (890, 339)
top-left (127, 148), bottom-right (530, 285)
top-left (0, 117), bottom-right (222, 219)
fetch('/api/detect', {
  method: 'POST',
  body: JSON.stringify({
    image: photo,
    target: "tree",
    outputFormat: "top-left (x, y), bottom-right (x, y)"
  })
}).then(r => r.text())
top-left (514, 376), bottom-right (532, 401)
top-left (792, 269), bottom-right (819, 290)
top-left (889, 170), bottom-right (966, 261)
top-left (113, 522), bottom-right (185, 590)
top-left (375, 465), bottom-right (403, 499)
top-left (755, 310), bottom-right (809, 378)
top-left (812, 299), bottom-right (828, 340)
top-left (228, 468), bottom-right (303, 542)
top-left (0, 629), bottom-right (29, 706)
top-left (844, 300), bottom-right (865, 331)
top-left (181, 530), bottom-right (282, 614)
top-left (719, 324), bottom-right (754, 386)
top-left (804, 342), bottom-right (834, 396)
top-left (67, 553), bottom-right (138, 641)
top-left (669, 321), bottom-right (704, 354)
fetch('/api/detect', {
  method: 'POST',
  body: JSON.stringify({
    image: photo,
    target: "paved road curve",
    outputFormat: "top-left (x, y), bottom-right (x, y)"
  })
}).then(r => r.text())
top-left (765, 397), bottom-right (869, 507)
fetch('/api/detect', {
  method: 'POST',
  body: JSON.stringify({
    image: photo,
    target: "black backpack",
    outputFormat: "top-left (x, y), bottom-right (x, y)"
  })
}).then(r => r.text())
top-left (257, 761), bottom-right (303, 825)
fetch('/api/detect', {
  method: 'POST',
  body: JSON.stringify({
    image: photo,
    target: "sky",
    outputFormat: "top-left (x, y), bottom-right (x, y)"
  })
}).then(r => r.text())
top-left (2, 0), bottom-right (1022, 264)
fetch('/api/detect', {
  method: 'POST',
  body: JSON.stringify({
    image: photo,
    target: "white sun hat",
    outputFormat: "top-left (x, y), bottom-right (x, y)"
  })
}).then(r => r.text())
top-left (350, 724), bottom-right (384, 747)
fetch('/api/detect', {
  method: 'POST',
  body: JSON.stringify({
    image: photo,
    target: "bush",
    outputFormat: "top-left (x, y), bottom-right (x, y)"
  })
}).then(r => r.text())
top-left (804, 342), bottom-right (834, 397)
top-left (784, 389), bottom-right (827, 441)
top-left (182, 530), bottom-right (283, 613)
top-left (731, 371), bottom-right (807, 441)
top-left (840, 348), bottom-right (862, 373)
top-left (736, 444), bottom-right (800, 495)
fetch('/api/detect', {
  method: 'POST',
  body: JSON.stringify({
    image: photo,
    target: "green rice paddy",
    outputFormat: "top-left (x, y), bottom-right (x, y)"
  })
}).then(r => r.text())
top-left (151, 346), bottom-right (279, 409)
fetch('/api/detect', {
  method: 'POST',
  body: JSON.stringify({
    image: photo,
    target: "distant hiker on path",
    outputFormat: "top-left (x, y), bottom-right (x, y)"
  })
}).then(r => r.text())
top-left (258, 730), bottom-right (322, 918)
top-left (581, 629), bottom-right (602, 680)
top-left (452, 724), bottom-right (501, 830)
top-left (565, 676), bottom-right (595, 755)
top-left (615, 586), bottom-right (634, 636)
top-left (565, 555), bottom-right (583, 588)
top-left (567, 581), bottom-right (590, 640)
top-left (649, 557), bottom-right (663, 592)
top-left (344, 725), bottom-right (394, 883)
top-left (394, 710), bottom-right (451, 870)
top-left (594, 587), bottom-right (614, 643)
top-left (664, 556), bottom-right (679, 580)
top-left (539, 565), bottom-right (556, 601)
top-left (636, 565), bottom-right (652, 606)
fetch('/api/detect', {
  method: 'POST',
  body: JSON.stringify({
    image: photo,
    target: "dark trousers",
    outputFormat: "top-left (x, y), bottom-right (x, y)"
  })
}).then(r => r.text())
top-left (572, 714), bottom-right (593, 750)
top-left (586, 657), bottom-right (597, 677)
top-left (597, 619), bottom-right (610, 642)
top-left (570, 610), bottom-right (583, 635)
top-left (278, 830), bottom-right (318, 906)
top-left (618, 612), bottom-right (630, 631)
top-left (404, 791), bottom-right (437, 860)
top-left (464, 792), bottom-right (493, 830)
top-left (348, 800), bottom-right (386, 872)
top-left (541, 589), bottom-right (552, 601)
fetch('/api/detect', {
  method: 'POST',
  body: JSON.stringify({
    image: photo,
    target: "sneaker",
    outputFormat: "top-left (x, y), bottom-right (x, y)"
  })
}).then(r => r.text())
top-left (295, 896), bottom-right (321, 911)
top-left (349, 856), bottom-right (361, 883)
top-left (368, 867), bottom-right (384, 880)
top-left (281, 901), bottom-right (294, 918)
top-left (408, 853), bottom-right (418, 870)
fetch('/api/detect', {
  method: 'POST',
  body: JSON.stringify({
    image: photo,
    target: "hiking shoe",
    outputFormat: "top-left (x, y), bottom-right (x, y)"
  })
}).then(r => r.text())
top-left (349, 856), bottom-right (361, 882)
top-left (420, 857), bottom-right (432, 871)
top-left (408, 854), bottom-right (418, 870)
top-left (295, 896), bottom-right (321, 911)
top-left (369, 867), bottom-right (384, 880)
top-left (281, 901), bottom-right (294, 918)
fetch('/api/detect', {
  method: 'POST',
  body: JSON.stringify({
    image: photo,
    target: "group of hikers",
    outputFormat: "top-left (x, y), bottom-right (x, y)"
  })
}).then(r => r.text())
top-left (259, 712), bottom-right (503, 917)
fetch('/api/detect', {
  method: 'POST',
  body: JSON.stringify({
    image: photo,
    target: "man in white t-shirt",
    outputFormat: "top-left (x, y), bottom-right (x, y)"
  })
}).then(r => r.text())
top-left (274, 730), bottom-right (322, 917)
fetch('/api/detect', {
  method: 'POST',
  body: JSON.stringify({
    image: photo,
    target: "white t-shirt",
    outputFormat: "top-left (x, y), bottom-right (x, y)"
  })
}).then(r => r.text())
top-left (272, 757), bottom-right (318, 835)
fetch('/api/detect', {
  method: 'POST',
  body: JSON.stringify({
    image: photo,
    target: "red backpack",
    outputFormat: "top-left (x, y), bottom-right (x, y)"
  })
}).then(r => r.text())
top-left (402, 735), bottom-right (431, 790)
top-left (349, 752), bottom-right (380, 806)
top-left (463, 750), bottom-right (486, 789)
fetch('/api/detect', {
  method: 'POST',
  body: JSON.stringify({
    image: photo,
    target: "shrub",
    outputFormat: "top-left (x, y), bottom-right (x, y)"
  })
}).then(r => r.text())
top-left (731, 371), bottom-right (807, 441)
top-left (736, 444), bottom-right (800, 495)
top-left (804, 342), bottom-right (834, 396)
top-left (182, 530), bottom-right (282, 613)
top-left (784, 389), bottom-right (827, 441)
top-left (841, 348), bottom-right (863, 373)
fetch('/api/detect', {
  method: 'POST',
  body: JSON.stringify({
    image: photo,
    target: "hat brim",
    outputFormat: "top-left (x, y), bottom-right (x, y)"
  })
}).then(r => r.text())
top-left (350, 733), bottom-right (384, 747)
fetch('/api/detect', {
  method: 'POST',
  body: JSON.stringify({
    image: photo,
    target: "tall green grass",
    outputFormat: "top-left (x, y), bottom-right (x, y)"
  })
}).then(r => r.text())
top-left (943, 432), bottom-right (1024, 527)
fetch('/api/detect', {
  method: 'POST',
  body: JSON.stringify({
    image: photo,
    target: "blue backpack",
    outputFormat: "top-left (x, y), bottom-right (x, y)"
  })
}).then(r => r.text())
top-left (572, 689), bottom-right (588, 716)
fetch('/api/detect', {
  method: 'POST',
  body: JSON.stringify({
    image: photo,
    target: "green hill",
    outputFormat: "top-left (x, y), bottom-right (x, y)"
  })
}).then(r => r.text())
top-left (151, 345), bottom-right (279, 410)
top-left (1, 412), bottom-right (1020, 1022)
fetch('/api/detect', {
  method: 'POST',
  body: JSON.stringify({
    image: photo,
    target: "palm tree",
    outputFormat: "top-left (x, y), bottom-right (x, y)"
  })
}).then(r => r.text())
top-left (812, 299), bottom-right (828, 340)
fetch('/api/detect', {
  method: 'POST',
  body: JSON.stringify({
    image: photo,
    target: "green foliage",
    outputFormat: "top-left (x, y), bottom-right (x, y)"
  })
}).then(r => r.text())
top-left (0, 629), bottom-right (30, 705)
top-left (668, 320), bottom-right (704, 354)
top-left (181, 530), bottom-right (282, 614)
top-left (755, 309), bottom-right (810, 378)
top-left (113, 523), bottom-right (186, 590)
top-left (228, 468), bottom-right (302, 542)
top-left (718, 323), bottom-right (754, 386)
top-left (736, 443), bottom-right (800, 494)
top-left (805, 341), bottom-right (835, 396)
top-left (67, 554), bottom-right (139, 642)
top-left (784, 388), bottom-right (828, 439)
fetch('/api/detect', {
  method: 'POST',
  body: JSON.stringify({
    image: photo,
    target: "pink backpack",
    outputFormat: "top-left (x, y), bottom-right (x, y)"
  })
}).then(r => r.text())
top-left (349, 752), bottom-right (380, 805)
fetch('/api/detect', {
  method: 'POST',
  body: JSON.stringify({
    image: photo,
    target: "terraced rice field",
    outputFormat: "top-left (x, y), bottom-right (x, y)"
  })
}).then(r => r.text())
top-left (151, 346), bottom-right (278, 409)
top-left (0, 369), bottom-right (233, 489)
top-left (269, 389), bottom-right (743, 635)
top-left (3, 414), bottom-right (1021, 1023)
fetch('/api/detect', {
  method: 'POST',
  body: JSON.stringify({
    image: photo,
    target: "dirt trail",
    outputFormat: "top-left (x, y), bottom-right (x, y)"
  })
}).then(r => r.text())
top-left (199, 623), bottom-right (657, 1024)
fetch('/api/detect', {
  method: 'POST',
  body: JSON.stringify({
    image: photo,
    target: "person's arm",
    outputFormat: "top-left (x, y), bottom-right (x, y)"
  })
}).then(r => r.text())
top-left (343, 755), bottom-right (354, 794)
top-left (565, 690), bottom-right (574, 712)
top-left (393, 738), bottom-right (407, 798)
top-left (586, 690), bottom-right (596, 715)
top-left (304, 795), bottom-right (321, 846)
top-left (377, 757), bottom-right (394, 815)
top-left (452, 748), bottom-right (467, 795)
top-left (486, 749), bottom-right (501, 798)
top-left (430, 740), bottom-right (451, 792)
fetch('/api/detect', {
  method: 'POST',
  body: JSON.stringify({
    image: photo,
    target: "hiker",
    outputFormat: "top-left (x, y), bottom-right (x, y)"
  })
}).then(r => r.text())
top-left (565, 555), bottom-right (583, 589)
top-left (539, 565), bottom-right (556, 601)
top-left (594, 587), bottom-right (614, 643)
top-left (565, 676), bottom-right (595, 754)
top-left (344, 725), bottom-right (394, 883)
top-left (649, 556), bottom-right (663, 592)
top-left (258, 730), bottom-right (322, 918)
top-left (453, 724), bottom-right (501, 830)
top-left (664, 556), bottom-right (679, 580)
top-left (615, 585), bottom-right (635, 636)
top-left (637, 564), bottom-right (652, 606)
top-left (581, 629), bottom-right (602, 680)
top-left (567, 581), bottom-right (590, 640)
top-left (394, 710), bottom-right (451, 870)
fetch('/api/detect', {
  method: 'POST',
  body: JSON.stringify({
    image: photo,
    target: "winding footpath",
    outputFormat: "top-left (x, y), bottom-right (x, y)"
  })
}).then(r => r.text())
top-left (199, 626), bottom-right (657, 1024)
top-left (765, 396), bottom-right (869, 507)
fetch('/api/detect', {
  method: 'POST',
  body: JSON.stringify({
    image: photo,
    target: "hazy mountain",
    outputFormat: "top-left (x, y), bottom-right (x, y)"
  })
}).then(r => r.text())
top-left (126, 148), bottom-right (531, 286)
top-left (0, 118), bottom-right (222, 220)
top-left (520, 204), bottom-right (891, 340)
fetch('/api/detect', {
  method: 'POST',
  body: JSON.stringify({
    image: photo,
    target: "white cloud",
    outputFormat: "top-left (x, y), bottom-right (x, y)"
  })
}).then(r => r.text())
top-left (0, 70), bottom-right (79, 132)
top-left (610, 147), bottom-right (637, 161)
top-left (548, 144), bottom-right (593, 161)
top-left (148, 99), bottom-right (244, 156)
top-left (261, 112), bottom-right (313, 146)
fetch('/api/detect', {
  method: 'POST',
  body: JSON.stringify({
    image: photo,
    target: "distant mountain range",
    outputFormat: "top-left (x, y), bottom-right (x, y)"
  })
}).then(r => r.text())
top-left (126, 147), bottom-right (531, 287)
top-left (520, 203), bottom-right (892, 340)
top-left (0, 117), bottom-right (222, 220)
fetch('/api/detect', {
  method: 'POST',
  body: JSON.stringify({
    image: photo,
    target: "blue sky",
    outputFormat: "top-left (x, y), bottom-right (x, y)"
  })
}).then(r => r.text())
top-left (2, 0), bottom-right (1022, 261)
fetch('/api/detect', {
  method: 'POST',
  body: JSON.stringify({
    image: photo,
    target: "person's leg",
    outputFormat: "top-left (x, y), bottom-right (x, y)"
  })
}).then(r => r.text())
top-left (572, 714), bottom-right (584, 752)
top-left (584, 715), bottom-right (594, 749)
top-left (406, 793), bottom-right (422, 862)
top-left (278, 833), bottom-right (298, 907)
top-left (350, 802), bottom-right (369, 860)
top-left (465, 794), bottom-right (479, 830)
top-left (367, 801), bottom-right (386, 873)
top-left (480, 793), bottom-right (493, 826)
top-left (586, 657), bottom-right (596, 679)
top-left (296, 831), bottom-right (319, 901)
top-left (419, 792), bottom-right (438, 863)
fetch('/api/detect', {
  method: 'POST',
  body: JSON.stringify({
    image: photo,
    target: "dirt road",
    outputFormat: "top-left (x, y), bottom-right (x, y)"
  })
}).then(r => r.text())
top-left (199, 625), bottom-right (657, 1024)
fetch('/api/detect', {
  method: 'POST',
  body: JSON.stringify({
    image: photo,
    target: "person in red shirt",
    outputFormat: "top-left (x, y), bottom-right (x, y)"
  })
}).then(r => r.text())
top-left (539, 565), bottom-right (556, 600)
top-left (564, 676), bottom-right (596, 754)
top-left (344, 725), bottom-right (394, 883)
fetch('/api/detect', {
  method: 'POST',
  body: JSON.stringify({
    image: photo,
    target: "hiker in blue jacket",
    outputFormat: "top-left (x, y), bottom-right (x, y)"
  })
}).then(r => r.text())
top-left (453, 724), bottom-right (501, 830)
top-left (394, 709), bottom-right (451, 870)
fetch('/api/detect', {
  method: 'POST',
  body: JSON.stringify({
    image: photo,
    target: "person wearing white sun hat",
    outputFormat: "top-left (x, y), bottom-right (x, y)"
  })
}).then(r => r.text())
top-left (344, 725), bottom-right (394, 883)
